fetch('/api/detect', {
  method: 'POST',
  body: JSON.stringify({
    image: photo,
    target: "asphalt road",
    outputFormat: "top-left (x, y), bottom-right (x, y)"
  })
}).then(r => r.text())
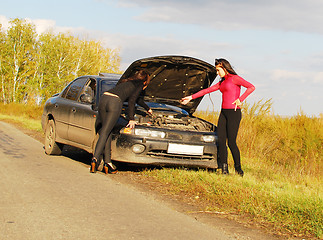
top-left (0, 121), bottom-right (285, 240)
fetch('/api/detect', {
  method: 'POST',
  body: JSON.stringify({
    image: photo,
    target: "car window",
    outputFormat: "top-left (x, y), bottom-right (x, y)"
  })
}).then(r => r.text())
top-left (64, 78), bottom-right (88, 101)
top-left (100, 79), bottom-right (118, 95)
top-left (61, 84), bottom-right (70, 98)
top-left (79, 78), bottom-right (97, 104)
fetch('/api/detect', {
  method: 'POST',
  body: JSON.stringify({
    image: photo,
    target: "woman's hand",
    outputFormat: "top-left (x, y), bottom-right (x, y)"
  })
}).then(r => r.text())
top-left (180, 95), bottom-right (192, 105)
top-left (232, 99), bottom-right (241, 111)
top-left (127, 120), bottom-right (137, 129)
top-left (147, 109), bottom-right (153, 115)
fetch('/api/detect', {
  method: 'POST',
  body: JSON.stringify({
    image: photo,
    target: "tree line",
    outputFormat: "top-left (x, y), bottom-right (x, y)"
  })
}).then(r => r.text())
top-left (0, 18), bottom-right (121, 105)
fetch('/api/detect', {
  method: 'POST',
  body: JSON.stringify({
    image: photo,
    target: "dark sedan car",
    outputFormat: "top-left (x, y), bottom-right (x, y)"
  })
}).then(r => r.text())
top-left (41, 56), bottom-right (219, 169)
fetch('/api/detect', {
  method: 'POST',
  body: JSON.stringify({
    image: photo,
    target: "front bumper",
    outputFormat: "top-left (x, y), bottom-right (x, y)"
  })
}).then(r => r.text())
top-left (111, 133), bottom-right (218, 169)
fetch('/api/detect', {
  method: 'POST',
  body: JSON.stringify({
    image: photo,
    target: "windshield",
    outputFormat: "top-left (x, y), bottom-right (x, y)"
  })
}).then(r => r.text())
top-left (100, 79), bottom-right (188, 115)
top-left (146, 102), bottom-right (188, 115)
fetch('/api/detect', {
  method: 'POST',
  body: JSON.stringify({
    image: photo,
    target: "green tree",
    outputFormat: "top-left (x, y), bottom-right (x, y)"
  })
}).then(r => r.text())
top-left (71, 38), bottom-right (121, 77)
top-left (35, 32), bottom-right (121, 101)
top-left (34, 32), bottom-right (75, 101)
top-left (0, 18), bottom-right (121, 105)
top-left (5, 18), bottom-right (37, 103)
top-left (0, 24), bottom-right (9, 103)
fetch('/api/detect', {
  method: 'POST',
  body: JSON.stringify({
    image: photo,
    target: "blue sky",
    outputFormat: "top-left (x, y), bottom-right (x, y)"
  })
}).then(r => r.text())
top-left (1, 0), bottom-right (323, 116)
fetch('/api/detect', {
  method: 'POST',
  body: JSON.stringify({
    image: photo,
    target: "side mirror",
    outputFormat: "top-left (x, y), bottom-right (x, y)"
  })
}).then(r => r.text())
top-left (80, 93), bottom-right (94, 104)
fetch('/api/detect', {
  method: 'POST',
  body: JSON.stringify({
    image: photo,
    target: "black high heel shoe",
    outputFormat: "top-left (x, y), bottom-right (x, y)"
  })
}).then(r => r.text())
top-left (90, 157), bottom-right (98, 173)
top-left (235, 167), bottom-right (244, 177)
top-left (103, 162), bottom-right (118, 174)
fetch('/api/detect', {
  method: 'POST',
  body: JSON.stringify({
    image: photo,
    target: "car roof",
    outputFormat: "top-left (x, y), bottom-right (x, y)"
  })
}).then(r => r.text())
top-left (79, 73), bottom-right (121, 84)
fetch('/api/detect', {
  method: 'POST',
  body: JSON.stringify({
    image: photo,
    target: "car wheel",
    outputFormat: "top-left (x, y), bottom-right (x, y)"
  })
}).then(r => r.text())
top-left (44, 119), bottom-right (63, 155)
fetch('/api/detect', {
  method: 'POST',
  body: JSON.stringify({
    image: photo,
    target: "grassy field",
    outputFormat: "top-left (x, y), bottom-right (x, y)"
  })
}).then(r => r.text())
top-left (0, 102), bottom-right (322, 239)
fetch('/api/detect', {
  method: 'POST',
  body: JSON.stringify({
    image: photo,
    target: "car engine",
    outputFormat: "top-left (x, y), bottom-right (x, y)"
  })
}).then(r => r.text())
top-left (134, 111), bottom-right (215, 132)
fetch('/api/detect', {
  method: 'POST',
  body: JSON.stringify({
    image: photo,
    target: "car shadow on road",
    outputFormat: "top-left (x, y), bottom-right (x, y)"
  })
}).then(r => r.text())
top-left (61, 145), bottom-right (162, 173)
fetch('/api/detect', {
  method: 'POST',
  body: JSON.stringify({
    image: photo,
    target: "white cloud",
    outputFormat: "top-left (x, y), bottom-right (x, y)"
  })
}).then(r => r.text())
top-left (1, 15), bottom-right (56, 34)
top-left (270, 69), bottom-right (323, 85)
top-left (0, 15), bottom-right (10, 30)
top-left (1, 10), bottom-right (321, 116)
top-left (313, 72), bottom-right (323, 84)
top-left (96, 32), bottom-right (237, 69)
top-left (25, 18), bottom-right (56, 34)
top-left (114, 0), bottom-right (323, 34)
top-left (0, 15), bottom-right (87, 36)
top-left (271, 69), bottom-right (304, 82)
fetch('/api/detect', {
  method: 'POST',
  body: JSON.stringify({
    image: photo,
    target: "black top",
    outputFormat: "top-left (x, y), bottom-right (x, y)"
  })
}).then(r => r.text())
top-left (108, 80), bottom-right (150, 120)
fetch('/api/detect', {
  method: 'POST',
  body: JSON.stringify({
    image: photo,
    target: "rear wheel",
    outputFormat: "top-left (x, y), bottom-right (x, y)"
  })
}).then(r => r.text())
top-left (44, 119), bottom-right (63, 155)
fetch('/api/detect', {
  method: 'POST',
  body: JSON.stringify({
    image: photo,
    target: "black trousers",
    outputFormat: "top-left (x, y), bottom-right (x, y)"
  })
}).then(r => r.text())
top-left (217, 109), bottom-right (242, 169)
top-left (93, 95), bottom-right (122, 163)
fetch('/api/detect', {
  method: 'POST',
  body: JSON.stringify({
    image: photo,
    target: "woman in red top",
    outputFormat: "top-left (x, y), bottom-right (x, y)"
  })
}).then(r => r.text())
top-left (181, 59), bottom-right (255, 176)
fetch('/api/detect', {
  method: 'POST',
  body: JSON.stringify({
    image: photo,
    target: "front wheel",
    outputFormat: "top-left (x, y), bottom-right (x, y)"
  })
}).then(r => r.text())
top-left (44, 119), bottom-right (63, 155)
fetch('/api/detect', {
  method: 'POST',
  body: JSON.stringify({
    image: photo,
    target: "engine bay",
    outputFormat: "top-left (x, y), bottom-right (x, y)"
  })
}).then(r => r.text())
top-left (132, 109), bottom-right (215, 132)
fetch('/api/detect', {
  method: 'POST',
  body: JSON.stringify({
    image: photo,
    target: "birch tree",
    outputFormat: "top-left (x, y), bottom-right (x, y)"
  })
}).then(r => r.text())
top-left (6, 18), bottom-right (37, 103)
top-left (0, 19), bottom-right (121, 104)
top-left (0, 24), bottom-right (9, 103)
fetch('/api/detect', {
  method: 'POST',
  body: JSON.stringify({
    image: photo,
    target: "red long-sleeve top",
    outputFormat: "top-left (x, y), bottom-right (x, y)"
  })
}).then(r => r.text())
top-left (192, 74), bottom-right (255, 109)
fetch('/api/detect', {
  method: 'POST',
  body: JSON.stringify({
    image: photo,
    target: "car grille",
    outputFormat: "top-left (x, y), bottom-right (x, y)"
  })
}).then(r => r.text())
top-left (147, 150), bottom-right (215, 161)
top-left (166, 132), bottom-right (182, 140)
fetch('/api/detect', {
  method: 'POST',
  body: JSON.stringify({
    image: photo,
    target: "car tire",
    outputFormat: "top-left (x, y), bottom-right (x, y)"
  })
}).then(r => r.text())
top-left (44, 119), bottom-right (63, 155)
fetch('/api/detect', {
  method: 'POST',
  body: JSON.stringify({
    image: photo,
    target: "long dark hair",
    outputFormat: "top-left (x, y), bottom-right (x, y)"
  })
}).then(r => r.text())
top-left (215, 58), bottom-right (237, 83)
top-left (120, 69), bottom-right (150, 87)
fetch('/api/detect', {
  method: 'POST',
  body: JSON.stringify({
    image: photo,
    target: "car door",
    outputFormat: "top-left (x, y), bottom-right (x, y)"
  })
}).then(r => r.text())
top-left (67, 78), bottom-right (97, 147)
top-left (52, 79), bottom-right (87, 141)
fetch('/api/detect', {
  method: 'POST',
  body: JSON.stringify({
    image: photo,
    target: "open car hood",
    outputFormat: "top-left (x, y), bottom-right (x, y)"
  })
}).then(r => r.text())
top-left (119, 56), bottom-right (217, 115)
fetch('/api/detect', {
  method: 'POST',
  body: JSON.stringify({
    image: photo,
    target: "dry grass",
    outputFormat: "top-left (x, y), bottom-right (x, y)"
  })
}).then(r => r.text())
top-left (197, 99), bottom-right (322, 178)
top-left (144, 99), bottom-right (322, 238)
top-left (0, 103), bottom-right (43, 131)
top-left (143, 168), bottom-right (322, 238)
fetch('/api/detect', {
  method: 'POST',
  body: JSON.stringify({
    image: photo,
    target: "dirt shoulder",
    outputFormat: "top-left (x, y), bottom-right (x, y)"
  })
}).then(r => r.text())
top-left (9, 121), bottom-right (311, 240)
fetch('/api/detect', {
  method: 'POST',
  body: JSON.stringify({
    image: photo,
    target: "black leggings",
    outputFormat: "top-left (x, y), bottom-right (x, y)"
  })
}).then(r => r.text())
top-left (217, 109), bottom-right (242, 169)
top-left (93, 95), bottom-right (122, 163)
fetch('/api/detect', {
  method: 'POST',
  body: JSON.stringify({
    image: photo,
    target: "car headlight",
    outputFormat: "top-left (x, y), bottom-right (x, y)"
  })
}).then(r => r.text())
top-left (201, 135), bottom-right (215, 142)
top-left (122, 127), bottom-right (166, 138)
top-left (135, 128), bottom-right (166, 138)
